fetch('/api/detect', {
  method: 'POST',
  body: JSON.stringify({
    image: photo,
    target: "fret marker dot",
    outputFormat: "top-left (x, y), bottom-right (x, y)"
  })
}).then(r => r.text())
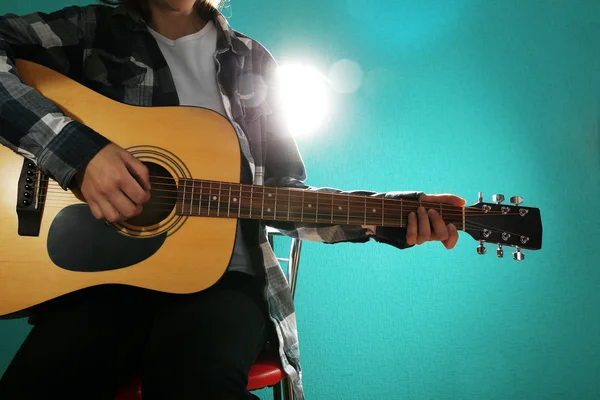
top-left (267, 208), bottom-right (272, 212)
top-left (308, 204), bottom-right (312, 208)
top-left (233, 198), bottom-right (238, 202)
top-left (338, 206), bottom-right (343, 210)
top-left (372, 208), bottom-right (376, 213)
top-left (212, 196), bottom-right (217, 201)
top-left (268, 193), bottom-right (273, 198)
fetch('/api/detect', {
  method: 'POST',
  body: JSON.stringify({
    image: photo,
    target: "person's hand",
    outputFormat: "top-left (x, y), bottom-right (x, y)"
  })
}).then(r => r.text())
top-left (74, 143), bottom-right (151, 222)
top-left (406, 193), bottom-right (466, 249)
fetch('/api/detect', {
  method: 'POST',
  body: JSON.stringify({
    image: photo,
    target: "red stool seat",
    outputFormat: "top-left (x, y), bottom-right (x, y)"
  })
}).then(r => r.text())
top-left (114, 353), bottom-right (285, 399)
top-left (247, 352), bottom-right (286, 390)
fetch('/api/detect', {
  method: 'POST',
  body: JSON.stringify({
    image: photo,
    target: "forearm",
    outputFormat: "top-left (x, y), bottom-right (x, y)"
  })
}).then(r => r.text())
top-left (0, 7), bottom-right (110, 189)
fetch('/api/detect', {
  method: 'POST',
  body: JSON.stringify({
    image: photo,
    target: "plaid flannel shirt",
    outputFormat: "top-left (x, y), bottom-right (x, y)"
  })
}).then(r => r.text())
top-left (0, 5), bottom-right (422, 398)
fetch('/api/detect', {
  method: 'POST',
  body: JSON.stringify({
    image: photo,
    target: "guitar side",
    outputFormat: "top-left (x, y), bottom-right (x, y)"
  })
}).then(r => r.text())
top-left (0, 60), bottom-right (240, 317)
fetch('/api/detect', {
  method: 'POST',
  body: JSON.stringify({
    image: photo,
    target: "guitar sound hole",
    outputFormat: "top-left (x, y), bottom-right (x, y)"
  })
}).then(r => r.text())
top-left (126, 162), bottom-right (177, 227)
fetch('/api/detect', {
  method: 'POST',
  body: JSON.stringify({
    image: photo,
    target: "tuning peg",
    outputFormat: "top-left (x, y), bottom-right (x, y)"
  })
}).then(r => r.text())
top-left (510, 196), bottom-right (524, 206)
top-left (512, 246), bottom-right (525, 261)
top-left (478, 192), bottom-right (483, 203)
top-left (477, 241), bottom-right (486, 255)
top-left (497, 244), bottom-right (504, 258)
top-left (492, 194), bottom-right (505, 204)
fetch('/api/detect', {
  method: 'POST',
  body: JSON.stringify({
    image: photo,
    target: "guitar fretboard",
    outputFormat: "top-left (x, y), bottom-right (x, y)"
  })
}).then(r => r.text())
top-left (175, 179), bottom-right (465, 228)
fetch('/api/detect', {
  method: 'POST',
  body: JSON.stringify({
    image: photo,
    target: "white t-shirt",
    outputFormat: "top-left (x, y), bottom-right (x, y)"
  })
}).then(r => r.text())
top-left (149, 21), bottom-right (226, 115)
top-left (149, 22), bottom-right (254, 276)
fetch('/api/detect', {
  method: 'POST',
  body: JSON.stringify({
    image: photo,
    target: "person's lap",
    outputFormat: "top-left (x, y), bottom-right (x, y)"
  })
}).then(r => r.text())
top-left (0, 272), bottom-right (268, 400)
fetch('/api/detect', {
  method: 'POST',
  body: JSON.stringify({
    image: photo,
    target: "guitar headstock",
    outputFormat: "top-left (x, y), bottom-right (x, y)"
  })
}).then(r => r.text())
top-left (464, 193), bottom-right (542, 261)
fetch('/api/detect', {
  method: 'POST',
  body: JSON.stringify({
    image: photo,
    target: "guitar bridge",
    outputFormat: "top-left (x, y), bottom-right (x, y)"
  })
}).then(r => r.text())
top-left (16, 159), bottom-right (48, 236)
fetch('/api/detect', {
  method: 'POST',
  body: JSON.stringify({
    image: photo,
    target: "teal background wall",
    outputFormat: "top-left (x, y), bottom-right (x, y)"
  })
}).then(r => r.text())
top-left (1, 1), bottom-right (599, 399)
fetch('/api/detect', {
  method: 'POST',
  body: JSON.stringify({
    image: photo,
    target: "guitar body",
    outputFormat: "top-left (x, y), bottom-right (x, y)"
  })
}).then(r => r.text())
top-left (0, 60), bottom-right (240, 317)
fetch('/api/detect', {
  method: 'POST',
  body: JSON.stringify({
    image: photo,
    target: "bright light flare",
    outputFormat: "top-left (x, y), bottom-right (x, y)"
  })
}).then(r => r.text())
top-left (276, 64), bottom-right (330, 137)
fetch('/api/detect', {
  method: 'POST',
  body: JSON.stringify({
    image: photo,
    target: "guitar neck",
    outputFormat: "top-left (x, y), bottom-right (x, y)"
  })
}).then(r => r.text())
top-left (174, 179), bottom-right (465, 228)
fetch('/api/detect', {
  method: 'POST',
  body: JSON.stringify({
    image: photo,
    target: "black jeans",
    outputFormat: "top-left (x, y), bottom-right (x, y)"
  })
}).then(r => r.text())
top-left (0, 272), bottom-right (269, 400)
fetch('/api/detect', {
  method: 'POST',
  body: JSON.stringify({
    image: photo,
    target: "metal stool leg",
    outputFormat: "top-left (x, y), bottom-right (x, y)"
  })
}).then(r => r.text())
top-left (282, 377), bottom-right (295, 400)
top-left (272, 380), bottom-right (282, 400)
top-left (266, 228), bottom-right (302, 400)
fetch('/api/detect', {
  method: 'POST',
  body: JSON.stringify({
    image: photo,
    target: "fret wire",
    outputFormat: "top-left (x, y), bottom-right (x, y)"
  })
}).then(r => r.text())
top-left (261, 186), bottom-right (265, 219)
top-left (347, 194), bottom-right (350, 224)
top-left (199, 181), bottom-right (203, 216)
top-left (238, 184), bottom-right (242, 217)
top-left (274, 188), bottom-right (278, 218)
top-left (315, 192), bottom-right (319, 223)
top-left (400, 199), bottom-right (403, 228)
top-left (207, 182), bottom-right (211, 216)
top-left (227, 183), bottom-right (231, 217)
top-left (249, 186), bottom-right (253, 218)
top-left (330, 193), bottom-right (334, 224)
top-left (190, 180), bottom-right (194, 214)
top-left (217, 182), bottom-right (222, 216)
top-left (301, 191), bottom-right (304, 222)
top-left (287, 190), bottom-right (291, 221)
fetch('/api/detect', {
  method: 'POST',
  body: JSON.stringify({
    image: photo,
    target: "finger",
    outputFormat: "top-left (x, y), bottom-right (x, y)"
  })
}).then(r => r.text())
top-left (428, 209), bottom-right (449, 242)
top-left (406, 212), bottom-right (418, 245)
top-left (97, 198), bottom-right (121, 223)
top-left (109, 191), bottom-right (140, 220)
top-left (88, 201), bottom-right (104, 220)
top-left (442, 223), bottom-right (459, 249)
top-left (417, 207), bottom-right (431, 244)
top-left (121, 172), bottom-right (150, 205)
top-left (123, 153), bottom-right (151, 192)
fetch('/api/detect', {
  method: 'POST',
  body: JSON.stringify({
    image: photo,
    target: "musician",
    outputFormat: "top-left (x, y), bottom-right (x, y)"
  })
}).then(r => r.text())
top-left (0, 1), bottom-right (465, 398)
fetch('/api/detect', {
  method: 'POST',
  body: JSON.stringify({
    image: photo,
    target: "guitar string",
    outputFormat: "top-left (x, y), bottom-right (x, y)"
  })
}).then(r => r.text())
top-left (33, 172), bottom-right (495, 212)
top-left (37, 191), bottom-right (513, 218)
top-left (39, 197), bottom-right (531, 239)
top-left (38, 199), bottom-right (477, 230)
top-left (39, 183), bottom-right (514, 217)
top-left (37, 192), bottom-right (519, 219)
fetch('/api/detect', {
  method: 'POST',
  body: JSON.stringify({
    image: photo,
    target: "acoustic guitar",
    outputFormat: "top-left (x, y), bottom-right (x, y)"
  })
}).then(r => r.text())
top-left (0, 60), bottom-right (543, 318)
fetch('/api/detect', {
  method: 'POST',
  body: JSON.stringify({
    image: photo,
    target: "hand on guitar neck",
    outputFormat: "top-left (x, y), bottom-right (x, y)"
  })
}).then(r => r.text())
top-left (363, 193), bottom-right (466, 249)
top-left (407, 194), bottom-right (466, 249)
top-left (73, 143), bottom-right (152, 223)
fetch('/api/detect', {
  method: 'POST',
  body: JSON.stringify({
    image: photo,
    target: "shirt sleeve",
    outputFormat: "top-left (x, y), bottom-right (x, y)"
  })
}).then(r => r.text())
top-left (0, 5), bottom-right (110, 190)
top-left (259, 46), bottom-right (422, 250)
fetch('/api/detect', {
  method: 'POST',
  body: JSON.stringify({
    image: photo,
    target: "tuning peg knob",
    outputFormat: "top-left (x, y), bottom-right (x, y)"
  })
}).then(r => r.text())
top-left (478, 192), bottom-right (483, 203)
top-left (497, 244), bottom-right (504, 258)
top-left (492, 194), bottom-right (505, 204)
top-left (477, 241), bottom-right (486, 255)
top-left (512, 246), bottom-right (525, 261)
top-left (510, 196), bottom-right (524, 206)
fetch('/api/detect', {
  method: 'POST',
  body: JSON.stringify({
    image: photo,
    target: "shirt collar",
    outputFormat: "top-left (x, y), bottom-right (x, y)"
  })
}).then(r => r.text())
top-left (112, 5), bottom-right (251, 56)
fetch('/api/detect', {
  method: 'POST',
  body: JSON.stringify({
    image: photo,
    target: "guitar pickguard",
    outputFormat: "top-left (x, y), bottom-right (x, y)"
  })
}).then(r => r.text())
top-left (47, 204), bottom-right (166, 272)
